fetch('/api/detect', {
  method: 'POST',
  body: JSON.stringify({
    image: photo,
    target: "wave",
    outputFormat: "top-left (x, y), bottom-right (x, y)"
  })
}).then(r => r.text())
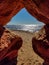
top-left (5, 24), bottom-right (44, 33)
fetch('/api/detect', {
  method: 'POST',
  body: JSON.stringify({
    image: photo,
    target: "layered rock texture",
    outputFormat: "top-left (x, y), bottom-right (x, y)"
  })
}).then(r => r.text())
top-left (0, 0), bottom-right (49, 26)
top-left (32, 25), bottom-right (49, 65)
top-left (25, 0), bottom-right (49, 24)
top-left (0, 0), bottom-right (49, 65)
top-left (0, 26), bottom-right (23, 65)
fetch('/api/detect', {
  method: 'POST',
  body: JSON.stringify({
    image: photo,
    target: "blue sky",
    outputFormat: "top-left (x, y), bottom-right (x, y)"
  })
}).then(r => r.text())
top-left (7, 8), bottom-right (44, 25)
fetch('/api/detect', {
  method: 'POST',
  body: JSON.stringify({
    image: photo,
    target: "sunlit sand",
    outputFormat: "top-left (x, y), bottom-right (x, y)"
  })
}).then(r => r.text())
top-left (12, 30), bottom-right (44, 65)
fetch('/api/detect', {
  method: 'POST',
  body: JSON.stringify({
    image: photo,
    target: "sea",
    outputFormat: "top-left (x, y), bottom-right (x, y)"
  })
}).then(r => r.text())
top-left (5, 24), bottom-right (44, 33)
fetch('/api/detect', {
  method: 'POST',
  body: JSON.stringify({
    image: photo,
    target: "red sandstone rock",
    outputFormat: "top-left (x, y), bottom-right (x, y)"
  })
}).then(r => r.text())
top-left (25, 0), bottom-right (49, 24)
top-left (0, 26), bottom-right (23, 65)
top-left (0, 0), bottom-right (49, 26)
top-left (0, 0), bottom-right (49, 65)
top-left (32, 25), bottom-right (49, 65)
top-left (0, 0), bottom-right (24, 26)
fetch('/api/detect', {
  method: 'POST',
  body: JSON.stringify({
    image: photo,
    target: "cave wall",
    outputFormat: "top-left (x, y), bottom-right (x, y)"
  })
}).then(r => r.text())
top-left (0, 0), bottom-right (49, 26)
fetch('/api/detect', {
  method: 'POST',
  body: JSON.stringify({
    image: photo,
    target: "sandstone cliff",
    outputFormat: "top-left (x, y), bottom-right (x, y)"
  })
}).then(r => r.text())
top-left (0, 0), bottom-right (49, 26)
top-left (0, 27), bottom-right (23, 64)
top-left (32, 25), bottom-right (49, 64)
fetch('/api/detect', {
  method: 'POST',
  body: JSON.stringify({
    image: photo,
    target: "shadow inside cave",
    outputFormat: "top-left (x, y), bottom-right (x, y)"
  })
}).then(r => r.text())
top-left (0, 57), bottom-right (17, 65)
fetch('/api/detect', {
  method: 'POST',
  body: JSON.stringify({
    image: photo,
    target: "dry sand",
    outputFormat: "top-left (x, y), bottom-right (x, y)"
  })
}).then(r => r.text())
top-left (12, 30), bottom-right (44, 65)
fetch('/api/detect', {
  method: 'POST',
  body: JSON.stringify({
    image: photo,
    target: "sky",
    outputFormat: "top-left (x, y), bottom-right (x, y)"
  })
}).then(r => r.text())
top-left (7, 8), bottom-right (44, 25)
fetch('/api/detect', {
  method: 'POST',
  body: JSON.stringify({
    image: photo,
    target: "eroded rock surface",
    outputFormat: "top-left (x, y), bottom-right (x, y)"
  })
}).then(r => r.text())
top-left (25, 0), bottom-right (49, 24)
top-left (0, 0), bottom-right (49, 26)
top-left (0, 0), bottom-right (49, 65)
top-left (0, 27), bottom-right (23, 65)
top-left (32, 25), bottom-right (49, 65)
top-left (0, 0), bottom-right (24, 26)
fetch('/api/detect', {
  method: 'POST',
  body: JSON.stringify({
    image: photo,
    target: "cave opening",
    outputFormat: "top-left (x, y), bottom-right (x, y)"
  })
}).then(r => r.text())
top-left (7, 8), bottom-right (44, 25)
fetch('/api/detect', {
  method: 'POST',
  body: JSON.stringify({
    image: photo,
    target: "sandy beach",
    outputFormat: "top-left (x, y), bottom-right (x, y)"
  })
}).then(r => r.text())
top-left (12, 30), bottom-right (44, 65)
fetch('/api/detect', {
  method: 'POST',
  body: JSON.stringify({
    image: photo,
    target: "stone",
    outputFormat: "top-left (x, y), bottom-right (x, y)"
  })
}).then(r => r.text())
top-left (32, 24), bottom-right (49, 65)
top-left (0, 0), bottom-right (49, 26)
top-left (0, 0), bottom-right (49, 65)
top-left (0, 26), bottom-right (23, 65)
top-left (24, 0), bottom-right (49, 24)
top-left (0, 0), bottom-right (24, 26)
